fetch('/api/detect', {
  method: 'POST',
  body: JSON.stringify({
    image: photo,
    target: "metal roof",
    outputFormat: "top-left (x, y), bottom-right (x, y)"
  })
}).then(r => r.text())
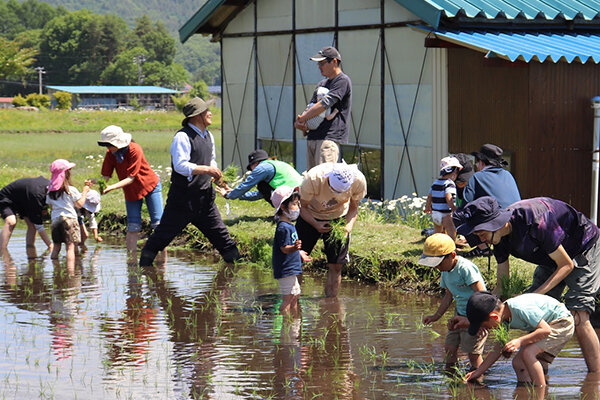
top-left (414, 25), bottom-right (600, 63)
top-left (180, 0), bottom-right (600, 43)
top-left (396, 0), bottom-right (600, 27)
top-left (46, 86), bottom-right (180, 94)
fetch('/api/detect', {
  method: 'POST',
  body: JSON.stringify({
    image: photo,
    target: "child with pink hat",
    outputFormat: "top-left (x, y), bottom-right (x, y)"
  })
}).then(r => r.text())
top-left (271, 186), bottom-right (311, 316)
top-left (46, 159), bottom-right (92, 264)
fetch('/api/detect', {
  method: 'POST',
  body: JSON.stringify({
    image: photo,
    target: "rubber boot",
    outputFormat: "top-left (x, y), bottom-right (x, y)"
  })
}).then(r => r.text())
top-left (139, 248), bottom-right (157, 267)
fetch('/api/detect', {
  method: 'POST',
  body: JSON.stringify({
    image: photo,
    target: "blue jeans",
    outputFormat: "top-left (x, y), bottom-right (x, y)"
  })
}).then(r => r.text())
top-left (125, 181), bottom-right (163, 232)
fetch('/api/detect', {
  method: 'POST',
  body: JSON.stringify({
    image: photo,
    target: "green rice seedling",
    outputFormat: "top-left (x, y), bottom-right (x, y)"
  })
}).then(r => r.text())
top-left (324, 218), bottom-right (347, 251)
top-left (500, 271), bottom-right (530, 300)
top-left (221, 164), bottom-right (240, 186)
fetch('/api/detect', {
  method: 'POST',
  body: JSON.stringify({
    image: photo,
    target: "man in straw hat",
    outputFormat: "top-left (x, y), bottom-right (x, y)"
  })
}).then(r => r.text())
top-left (139, 97), bottom-right (240, 266)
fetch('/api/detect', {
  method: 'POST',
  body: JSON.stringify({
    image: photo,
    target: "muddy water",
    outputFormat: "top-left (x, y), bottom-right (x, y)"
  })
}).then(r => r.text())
top-left (0, 229), bottom-right (597, 399)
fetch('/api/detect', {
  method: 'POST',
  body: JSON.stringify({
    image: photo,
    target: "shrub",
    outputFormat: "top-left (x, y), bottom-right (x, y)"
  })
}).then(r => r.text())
top-left (11, 94), bottom-right (27, 107)
top-left (25, 93), bottom-right (50, 109)
top-left (129, 96), bottom-right (142, 111)
top-left (53, 91), bottom-right (72, 110)
top-left (190, 79), bottom-right (210, 100)
top-left (171, 94), bottom-right (191, 112)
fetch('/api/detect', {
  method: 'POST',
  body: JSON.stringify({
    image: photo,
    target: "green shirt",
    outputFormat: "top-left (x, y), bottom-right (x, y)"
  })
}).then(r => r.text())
top-left (506, 293), bottom-right (571, 332)
top-left (440, 256), bottom-right (486, 316)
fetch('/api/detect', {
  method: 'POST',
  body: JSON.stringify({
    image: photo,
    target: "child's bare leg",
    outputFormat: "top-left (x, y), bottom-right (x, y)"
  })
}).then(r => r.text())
top-left (50, 243), bottom-right (61, 259)
top-left (80, 224), bottom-right (88, 244)
top-left (444, 345), bottom-right (459, 369)
top-left (521, 345), bottom-right (546, 386)
top-left (65, 242), bottom-right (76, 275)
top-left (512, 351), bottom-right (531, 383)
top-left (280, 294), bottom-right (294, 315)
top-left (468, 352), bottom-right (484, 370)
top-left (434, 223), bottom-right (444, 234)
top-left (441, 215), bottom-right (457, 240)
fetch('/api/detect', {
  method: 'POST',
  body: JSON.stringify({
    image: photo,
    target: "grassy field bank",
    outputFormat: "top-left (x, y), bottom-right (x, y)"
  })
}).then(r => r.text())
top-left (0, 109), bottom-right (534, 292)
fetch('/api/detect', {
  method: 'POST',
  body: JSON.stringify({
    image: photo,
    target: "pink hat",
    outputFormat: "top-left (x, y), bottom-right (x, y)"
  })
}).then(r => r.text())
top-left (271, 185), bottom-right (296, 214)
top-left (49, 159), bottom-right (76, 191)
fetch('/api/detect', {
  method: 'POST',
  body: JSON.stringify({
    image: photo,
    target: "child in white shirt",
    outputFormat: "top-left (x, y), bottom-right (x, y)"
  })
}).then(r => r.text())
top-left (46, 159), bottom-right (91, 263)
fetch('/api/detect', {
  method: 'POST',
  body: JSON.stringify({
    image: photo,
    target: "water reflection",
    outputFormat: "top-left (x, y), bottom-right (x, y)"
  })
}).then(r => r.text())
top-left (0, 228), bottom-right (596, 399)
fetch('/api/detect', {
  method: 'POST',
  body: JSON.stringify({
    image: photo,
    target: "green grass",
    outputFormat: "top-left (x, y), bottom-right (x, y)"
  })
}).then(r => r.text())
top-left (0, 109), bottom-right (537, 290)
top-left (0, 106), bottom-right (222, 133)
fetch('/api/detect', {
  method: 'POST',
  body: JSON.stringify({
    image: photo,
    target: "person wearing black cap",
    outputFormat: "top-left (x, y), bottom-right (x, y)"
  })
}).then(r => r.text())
top-left (139, 97), bottom-right (240, 266)
top-left (216, 149), bottom-right (302, 206)
top-left (464, 144), bottom-right (521, 209)
top-left (455, 196), bottom-right (600, 372)
top-left (294, 46), bottom-right (352, 170)
top-left (464, 291), bottom-right (574, 387)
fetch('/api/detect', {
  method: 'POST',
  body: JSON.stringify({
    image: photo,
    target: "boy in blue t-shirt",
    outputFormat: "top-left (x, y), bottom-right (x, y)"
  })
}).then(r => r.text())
top-left (424, 156), bottom-right (463, 241)
top-left (271, 186), bottom-right (311, 316)
top-left (419, 233), bottom-right (487, 372)
top-left (465, 291), bottom-right (574, 387)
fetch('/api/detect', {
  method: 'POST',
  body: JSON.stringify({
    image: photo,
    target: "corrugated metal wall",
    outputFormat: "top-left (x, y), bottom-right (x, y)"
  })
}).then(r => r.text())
top-left (220, 0), bottom-right (437, 199)
top-left (448, 47), bottom-right (599, 215)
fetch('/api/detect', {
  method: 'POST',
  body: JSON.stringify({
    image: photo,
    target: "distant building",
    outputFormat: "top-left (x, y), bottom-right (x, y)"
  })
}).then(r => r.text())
top-left (0, 97), bottom-right (13, 109)
top-left (46, 86), bottom-right (181, 110)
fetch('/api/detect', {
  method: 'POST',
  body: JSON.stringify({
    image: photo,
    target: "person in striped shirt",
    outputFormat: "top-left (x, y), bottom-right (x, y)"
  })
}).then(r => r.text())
top-left (425, 156), bottom-right (463, 241)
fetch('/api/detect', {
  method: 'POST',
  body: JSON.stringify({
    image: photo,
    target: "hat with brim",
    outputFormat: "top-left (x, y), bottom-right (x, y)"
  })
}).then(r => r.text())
top-left (467, 291), bottom-right (499, 336)
top-left (456, 196), bottom-right (512, 236)
top-left (418, 233), bottom-right (456, 267)
top-left (310, 46), bottom-right (342, 62)
top-left (97, 125), bottom-right (132, 149)
top-left (453, 153), bottom-right (474, 183)
top-left (83, 189), bottom-right (101, 213)
top-left (182, 97), bottom-right (209, 126)
top-left (49, 159), bottom-right (76, 192)
top-left (271, 185), bottom-right (296, 215)
top-left (246, 149), bottom-right (269, 170)
top-left (471, 144), bottom-right (508, 168)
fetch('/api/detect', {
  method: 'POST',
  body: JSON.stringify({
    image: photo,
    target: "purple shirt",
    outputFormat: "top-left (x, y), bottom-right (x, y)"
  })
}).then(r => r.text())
top-left (494, 197), bottom-right (599, 266)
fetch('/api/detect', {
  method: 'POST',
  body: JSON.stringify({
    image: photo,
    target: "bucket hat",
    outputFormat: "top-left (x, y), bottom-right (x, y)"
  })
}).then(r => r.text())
top-left (456, 196), bottom-right (512, 236)
top-left (49, 159), bottom-right (76, 192)
top-left (439, 156), bottom-right (463, 175)
top-left (418, 233), bottom-right (456, 267)
top-left (471, 144), bottom-right (508, 168)
top-left (247, 149), bottom-right (269, 170)
top-left (454, 153), bottom-right (474, 183)
top-left (83, 189), bottom-right (101, 213)
top-left (97, 125), bottom-right (132, 149)
top-left (182, 97), bottom-right (209, 126)
top-left (271, 185), bottom-right (296, 215)
top-left (467, 291), bottom-right (500, 336)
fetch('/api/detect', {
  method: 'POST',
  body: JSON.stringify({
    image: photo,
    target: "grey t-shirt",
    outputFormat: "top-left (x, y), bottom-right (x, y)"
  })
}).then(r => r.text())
top-left (307, 72), bottom-right (352, 143)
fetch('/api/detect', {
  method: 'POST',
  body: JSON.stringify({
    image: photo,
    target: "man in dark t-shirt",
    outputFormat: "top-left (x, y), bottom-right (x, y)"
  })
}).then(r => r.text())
top-left (456, 196), bottom-right (600, 372)
top-left (295, 46), bottom-right (352, 170)
top-left (0, 176), bottom-right (53, 253)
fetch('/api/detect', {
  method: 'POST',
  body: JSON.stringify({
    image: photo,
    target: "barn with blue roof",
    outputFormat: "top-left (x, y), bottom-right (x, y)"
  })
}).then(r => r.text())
top-left (181, 0), bottom-right (600, 215)
top-left (46, 85), bottom-right (181, 110)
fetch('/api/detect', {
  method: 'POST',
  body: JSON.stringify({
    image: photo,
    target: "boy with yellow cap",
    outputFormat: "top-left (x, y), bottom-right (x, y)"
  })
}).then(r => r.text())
top-left (419, 233), bottom-right (487, 372)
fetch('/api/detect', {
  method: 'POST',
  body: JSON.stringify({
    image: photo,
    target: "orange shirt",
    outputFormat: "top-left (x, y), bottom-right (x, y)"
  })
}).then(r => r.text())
top-left (101, 141), bottom-right (159, 201)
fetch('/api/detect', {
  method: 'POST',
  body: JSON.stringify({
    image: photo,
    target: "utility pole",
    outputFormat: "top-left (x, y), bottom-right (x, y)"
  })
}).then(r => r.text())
top-left (133, 55), bottom-right (146, 85)
top-left (34, 66), bottom-right (46, 94)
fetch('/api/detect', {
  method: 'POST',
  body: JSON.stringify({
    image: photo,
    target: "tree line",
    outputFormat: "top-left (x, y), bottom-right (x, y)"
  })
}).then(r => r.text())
top-left (0, 0), bottom-right (217, 95)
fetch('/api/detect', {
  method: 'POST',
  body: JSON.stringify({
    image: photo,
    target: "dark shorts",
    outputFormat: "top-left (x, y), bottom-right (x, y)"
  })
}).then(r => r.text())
top-left (51, 216), bottom-right (81, 244)
top-left (296, 216), bottom-right (350, 265)
top-left (529, 238), bottom-right (600, 314)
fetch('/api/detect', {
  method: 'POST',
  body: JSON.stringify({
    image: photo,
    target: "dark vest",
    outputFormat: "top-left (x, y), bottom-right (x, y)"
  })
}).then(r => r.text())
top-left (170, 124), bottom-right (212, 195)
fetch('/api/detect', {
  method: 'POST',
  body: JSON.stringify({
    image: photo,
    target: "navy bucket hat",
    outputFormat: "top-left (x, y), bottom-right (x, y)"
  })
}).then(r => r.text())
top-left (456, 196), bottom-right (512, 236)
